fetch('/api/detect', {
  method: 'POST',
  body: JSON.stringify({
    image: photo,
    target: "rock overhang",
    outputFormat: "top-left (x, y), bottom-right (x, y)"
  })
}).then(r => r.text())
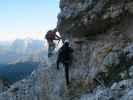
top-left (57, 0), bottom-right (133, 38)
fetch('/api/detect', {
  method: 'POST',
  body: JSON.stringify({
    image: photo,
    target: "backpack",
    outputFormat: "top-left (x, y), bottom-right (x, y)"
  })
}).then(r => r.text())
top-left (58, 46), bottom-right (73, 64)
top-left (45, 31), bottom-right (55, 40)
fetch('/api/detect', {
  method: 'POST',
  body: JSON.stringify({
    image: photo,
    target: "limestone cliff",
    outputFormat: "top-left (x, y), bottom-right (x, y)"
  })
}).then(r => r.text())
top-left (0, 0), bottom-right (133, 100)
top-left (57, 0), bottom-right (133, 38)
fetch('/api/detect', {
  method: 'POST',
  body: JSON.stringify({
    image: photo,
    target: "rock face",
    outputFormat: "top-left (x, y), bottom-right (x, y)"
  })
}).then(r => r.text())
top-left (1, 0), bottom-right (133, 100)
top-left (57, 0), bottom-right (133, 38)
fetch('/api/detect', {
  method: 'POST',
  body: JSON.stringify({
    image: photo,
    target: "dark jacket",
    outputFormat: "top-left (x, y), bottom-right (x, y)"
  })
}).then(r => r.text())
top-left (57, 44), bottom-right (73, 64)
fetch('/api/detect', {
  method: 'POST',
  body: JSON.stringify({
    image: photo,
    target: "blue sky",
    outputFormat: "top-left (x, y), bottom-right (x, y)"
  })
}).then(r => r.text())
top-left (0, 0), bottom-right (60, 41)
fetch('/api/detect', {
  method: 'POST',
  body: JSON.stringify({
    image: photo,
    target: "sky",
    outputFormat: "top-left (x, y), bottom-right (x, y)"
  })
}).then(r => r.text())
top-left (0, 0), bottom-right (60, 41)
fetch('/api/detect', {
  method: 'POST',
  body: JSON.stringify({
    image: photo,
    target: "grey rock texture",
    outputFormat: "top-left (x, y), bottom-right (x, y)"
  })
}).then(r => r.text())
top-left (80, 79), bottom-right (133, 100)
top-left (57, 0), bottom-right (133, 38)
top-left (1, 0), bottom-right (133, 100)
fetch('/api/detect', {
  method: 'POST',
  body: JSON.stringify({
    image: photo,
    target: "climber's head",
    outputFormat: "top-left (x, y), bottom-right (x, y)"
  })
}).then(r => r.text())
top-left (64, 40), bottom-right (70, 47)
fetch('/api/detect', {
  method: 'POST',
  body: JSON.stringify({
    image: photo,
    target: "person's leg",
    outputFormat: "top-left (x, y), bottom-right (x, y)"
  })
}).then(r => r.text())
top-left (51, 42), bottom-right (55, 51)
top-left (48, 41), bottom-right (51, 56)
top-left (56, 59), bottom-right (60, 70)
top-left (48, 41), bottom-right (54, 57)
top-left (48, 47), bottom-right (51, 56)
top-left (64, 63), bottom-right (69, 85)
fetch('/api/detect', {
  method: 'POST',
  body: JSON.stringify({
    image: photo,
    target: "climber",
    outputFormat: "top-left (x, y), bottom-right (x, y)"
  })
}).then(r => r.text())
top-left (56, 40), bottom-right (73, 86)
top-left (45, 28), bottom-right (62, 57)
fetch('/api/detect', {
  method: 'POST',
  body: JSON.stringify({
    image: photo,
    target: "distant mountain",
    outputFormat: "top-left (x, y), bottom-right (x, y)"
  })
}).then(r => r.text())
top-left (0, 41), bottom-right (11, 53)
top-left (0, 39), bottom-right (45, 84)
top-left (0, 39), bottom-right (47, 64)
top-left (0, 62), bottom-right (39, 83)
top-left (11, 39), bottom-right (45, 54)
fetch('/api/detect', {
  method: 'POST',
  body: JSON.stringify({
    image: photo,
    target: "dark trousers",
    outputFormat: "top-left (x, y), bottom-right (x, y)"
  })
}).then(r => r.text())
top-left (56, 58), bottom-right (60, 70)
top-left (63, 63), bottom-right (69, 85)
top-left (57, 61), bottom-right (70, 85)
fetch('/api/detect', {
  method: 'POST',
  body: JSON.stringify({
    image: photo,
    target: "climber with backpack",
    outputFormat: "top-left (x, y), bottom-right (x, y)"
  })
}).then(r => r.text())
top-left (56, 40), bottom-right (74, 86)
top-left (45, 28), bottom-right (62, 57)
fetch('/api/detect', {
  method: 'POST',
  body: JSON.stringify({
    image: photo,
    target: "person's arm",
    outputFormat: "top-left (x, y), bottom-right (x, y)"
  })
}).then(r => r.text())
top-left (55, 34), bottom-right (62, 40)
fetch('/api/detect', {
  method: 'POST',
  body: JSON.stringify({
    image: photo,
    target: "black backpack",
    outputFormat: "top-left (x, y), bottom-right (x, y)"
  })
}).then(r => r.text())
top-left (58, 46), bottom-right (73, 64)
